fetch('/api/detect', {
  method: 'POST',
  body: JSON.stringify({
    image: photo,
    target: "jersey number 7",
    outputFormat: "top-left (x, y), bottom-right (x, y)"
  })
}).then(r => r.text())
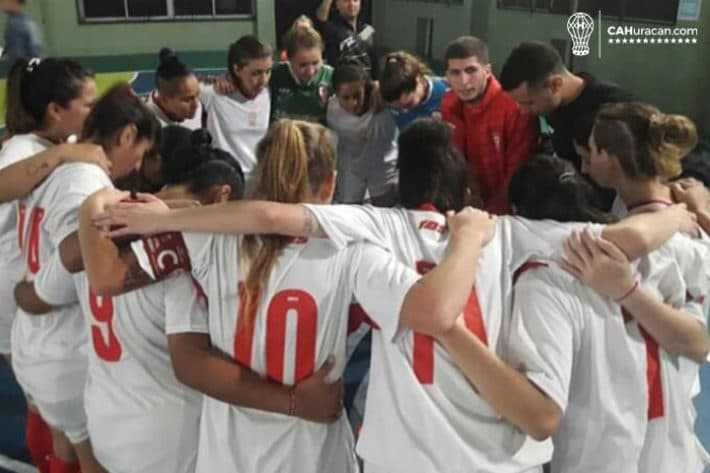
top-left (413, 261), bottom-right (488, 385)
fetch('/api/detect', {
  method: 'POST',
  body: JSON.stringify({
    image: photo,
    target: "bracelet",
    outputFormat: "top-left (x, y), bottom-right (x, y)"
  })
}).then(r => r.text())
top-left (615, 279), bottom-right (639, 303)
top-left (288, 387), bottom-right (296, 416)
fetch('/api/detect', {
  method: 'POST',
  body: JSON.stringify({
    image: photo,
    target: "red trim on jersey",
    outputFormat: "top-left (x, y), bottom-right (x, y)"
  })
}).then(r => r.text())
top-left (463, 289), bottom-right (488, 346)
top-left (348, 303), bottom-right (380, 333)
top-left (512, 261), bottom-right (549, 285)
top-left (622, 307), bottom-right (664, 419)
top-left (141, 232), bottom-right (192, 279)
top-left (292, 237), bottom-right (309, 244)
top-left (417, 203), bottom-right (440, 213)
top-left (191, 277), bottom-right (209, 308)
top-left (234, 282), bottom-right (256, 367)
top-left (686, 291), bottom-right (705, 305)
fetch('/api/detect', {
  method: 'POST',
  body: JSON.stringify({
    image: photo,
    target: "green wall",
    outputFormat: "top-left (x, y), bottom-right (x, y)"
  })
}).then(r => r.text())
top-left (1, 0), bottom-right (276, 70)
top-left (374, 0), bottom-right (710, 139)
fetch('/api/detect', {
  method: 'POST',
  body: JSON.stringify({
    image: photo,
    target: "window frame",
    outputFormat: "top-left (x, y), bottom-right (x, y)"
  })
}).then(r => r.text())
top-left (496, 0), bottom-right (681, 25)
top-left (76, 0), bottom-right (255, 24)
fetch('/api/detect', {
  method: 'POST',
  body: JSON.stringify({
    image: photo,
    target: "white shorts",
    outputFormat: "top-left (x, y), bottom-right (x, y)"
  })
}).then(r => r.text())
top-left (88, 396), bottom-right (201, 473)
top-left (11, 306), bottom-right (89, 444)
top-left (33, 394), bottom-right (89, 444)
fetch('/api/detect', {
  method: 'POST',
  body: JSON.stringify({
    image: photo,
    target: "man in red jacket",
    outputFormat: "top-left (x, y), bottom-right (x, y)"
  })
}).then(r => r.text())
top-left (441, 36), bottom-right (538, 214)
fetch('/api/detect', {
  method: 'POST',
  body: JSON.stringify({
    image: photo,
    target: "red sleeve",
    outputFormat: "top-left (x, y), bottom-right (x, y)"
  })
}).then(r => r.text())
top-left (486, 104), bottom-right (539, 214)
top-left (440, 92), bottom-right (466, 154)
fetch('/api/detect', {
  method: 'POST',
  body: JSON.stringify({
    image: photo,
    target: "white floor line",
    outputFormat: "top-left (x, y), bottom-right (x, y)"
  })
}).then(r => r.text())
top-left (0, 454), bottom-right (37, 473)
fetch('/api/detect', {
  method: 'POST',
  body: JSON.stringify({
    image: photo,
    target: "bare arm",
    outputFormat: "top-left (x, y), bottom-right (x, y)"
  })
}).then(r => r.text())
top-left (79, 189), bottom-right (158, 296)
top-left (399, 209), bottom-right (496, 335)
top-left (621, 284), bottom-right (709, 363)
top-left (14, 281), bottom-right (54, 315)
top-left (0, 143), bottom-right (110, 203)
top-left (437, 321), bottom-right (561, 440)
top-left (316, 0), bottom-right (334, 22)
top-left (95, 195), bottom-right (326, 240)
top-left (562, 231), bottom-right (709, 363)
top-left (168, 333), bottom-right (343, 423)
top-left (601, 204), bottom-right (697, 260)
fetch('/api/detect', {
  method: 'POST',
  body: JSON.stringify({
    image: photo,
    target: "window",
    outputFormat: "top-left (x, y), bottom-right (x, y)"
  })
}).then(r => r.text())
top-left (498, 0), bottom-right (680, 24)
top-left (78, 0), bottom-right (254, 22)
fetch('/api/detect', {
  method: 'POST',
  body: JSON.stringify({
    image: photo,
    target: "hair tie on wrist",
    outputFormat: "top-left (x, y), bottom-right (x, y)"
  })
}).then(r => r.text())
top-left (615, 279), bottom-right (639, 303)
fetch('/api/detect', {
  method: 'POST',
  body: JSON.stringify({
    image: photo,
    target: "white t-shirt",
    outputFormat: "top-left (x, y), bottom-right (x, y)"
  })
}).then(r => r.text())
top-left (12, 162), bottom-right (111, 404)
top-left (509, 263), bottom-right (648, 473)
top-left (200, 85), bottom-right (270, 180)
top-left (146, 91), bottom-right (203, 130)
top-left (131, 232), bottom-right (420, 473)
top-left (303, 204), bottom-right (601, 473)
top-left (326, 98), bottom-right (397, 193)
top-left (0, 133), bottom-right (53, 352)
top-left (612, 198), bottom-right (710, 472)
top-left (75, 272), bottom-right (208, 473)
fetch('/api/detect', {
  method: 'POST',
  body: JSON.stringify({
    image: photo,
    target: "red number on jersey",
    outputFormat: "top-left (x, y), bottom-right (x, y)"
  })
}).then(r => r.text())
top-left (622, 309), bottom-right (663, 419)
top-left (17, 203), bottom-right (26, 249)
top-left (26, 207), bottom-right (45, 275)
top-left (233, 284), bottom-right (318, 384)
top-left (89, 290), bottom-right (122, 362)
top-left (413, 261), bottom-right (488, 385)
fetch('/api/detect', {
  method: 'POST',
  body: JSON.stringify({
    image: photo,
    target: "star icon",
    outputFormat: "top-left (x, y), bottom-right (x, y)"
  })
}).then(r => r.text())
top-left (686, 38), bottom-right (691, 44)
top-left (664, 38), bottom-right (670, 43)
top-left (671, 38), bottom-right (677, 43)
top-left (692, 38), bottom-right (698, 44)
top-left (622, 38), bottom-right (628, 44)
top-left (650, 38), bottom-right (655, 44)
top-left (616, 38), bottom-right (622, 44)
top-left (608, 38), bottom-right (614, 43)
top-left (643, 38), bottom-right (648, 44)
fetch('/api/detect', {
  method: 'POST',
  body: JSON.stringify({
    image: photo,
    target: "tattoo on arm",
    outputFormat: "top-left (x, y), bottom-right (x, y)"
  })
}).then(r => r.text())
top-left (121, 250), bottom-right (157, 292)
top-left (303, 207), bottom-right (317, 236)
top-left (26, 161), bottom-right (50, 177)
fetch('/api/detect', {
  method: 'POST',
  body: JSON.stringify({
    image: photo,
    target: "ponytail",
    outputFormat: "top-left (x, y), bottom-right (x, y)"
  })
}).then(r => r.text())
top-left (240, 120), bottom-right (335, 327)
top-left (594, 102), bottom-right (698, 180)
top-left (8, 57), bottom-right (93, 131)
top-left (155, 48), bottom-right (193, 96)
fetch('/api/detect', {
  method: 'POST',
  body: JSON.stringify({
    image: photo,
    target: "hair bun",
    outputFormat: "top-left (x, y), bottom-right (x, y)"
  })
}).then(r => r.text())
top-left (190, 129), bottom-right (213, 147)
top-left (158, 48), bottom-right (177, 64)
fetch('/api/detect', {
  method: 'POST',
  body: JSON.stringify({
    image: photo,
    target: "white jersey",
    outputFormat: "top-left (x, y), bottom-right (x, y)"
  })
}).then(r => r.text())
top-left (613, 198), bottom-right (710, 472)
top-left (509, 263), bottom-right (648, 473)
top-left (0, 134), bottom-right (53, 353)
top-left (327, 98), bottom-right (397, 202)
top-left (304, 204), bottom-right (602, 473)
top-left (12, 163), bottom-right (110, 411)
top-left (200, 84), bottom-right (270, 180)
top-left (74, 272), bottom-right (208, 473)
top-left (131, 232), bottom-right (420, 473)
top-left (146, 91), bottom-right (203, 130)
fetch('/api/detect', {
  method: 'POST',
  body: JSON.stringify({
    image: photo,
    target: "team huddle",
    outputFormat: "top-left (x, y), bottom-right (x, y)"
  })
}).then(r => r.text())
top-left (1, 3), bottom-right (710, 473)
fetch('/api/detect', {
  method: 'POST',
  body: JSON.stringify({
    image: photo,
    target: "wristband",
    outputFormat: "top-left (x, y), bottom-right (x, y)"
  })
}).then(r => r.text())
top-left (615, 279), bottom-right (639, 303)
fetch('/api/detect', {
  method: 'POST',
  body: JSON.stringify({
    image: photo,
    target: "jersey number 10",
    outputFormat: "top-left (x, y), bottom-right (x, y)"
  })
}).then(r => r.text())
top-left (233, 283), bottom-right (318, 384)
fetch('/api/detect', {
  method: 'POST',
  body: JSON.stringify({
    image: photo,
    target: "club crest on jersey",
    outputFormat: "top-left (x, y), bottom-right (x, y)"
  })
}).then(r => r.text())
top-left (318, 85), bottom-right (330, 107)
top-left (492, 133), bottom-right (502, 152)
top-left (248, 111), bottom-right (257, 127)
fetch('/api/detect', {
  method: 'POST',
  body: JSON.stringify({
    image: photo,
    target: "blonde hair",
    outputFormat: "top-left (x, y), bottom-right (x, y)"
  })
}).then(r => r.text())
top-left (284, 26), bottom-right (324, 59)
top-left (593, 102), bottom-right (697, 179)
top-left (240, 120), bottom-right (335, 327)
